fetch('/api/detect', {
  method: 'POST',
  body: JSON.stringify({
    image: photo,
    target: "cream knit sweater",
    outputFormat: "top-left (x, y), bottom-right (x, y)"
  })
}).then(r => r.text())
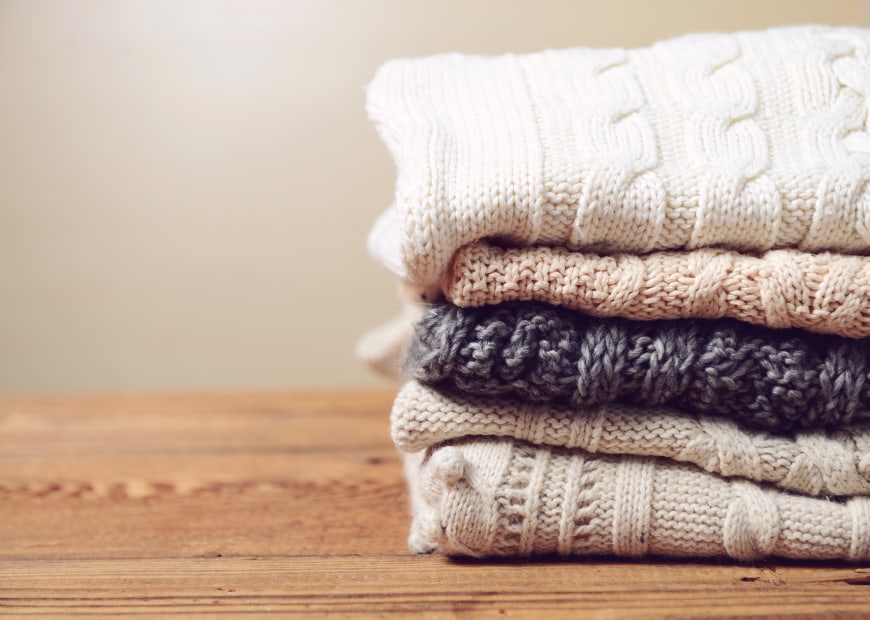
top-left (393, 382), bottom-right (870, 497)
top-left (406, 438), bottom-right (870, 560)
top-left (444, 242), bottom-right (870, 337)
top-left (367, 26), bottom-right (870, 285)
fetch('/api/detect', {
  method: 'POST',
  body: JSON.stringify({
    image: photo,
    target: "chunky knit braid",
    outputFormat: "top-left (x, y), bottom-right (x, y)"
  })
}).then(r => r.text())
top-left (406, 302), bottom-right (870, 432)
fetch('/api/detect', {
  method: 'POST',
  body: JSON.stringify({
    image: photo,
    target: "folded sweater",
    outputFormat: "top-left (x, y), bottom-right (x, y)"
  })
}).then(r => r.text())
top-left (406, 302), bottom-right (870, 432)
top-left (406, 438), bottom-right (870, 560)
top-left (367, 26), bottom-right (870, 285)
top-left (442, 241), bottom-right (870, 338)
top-left (393, 382), bottom-right (870, 497)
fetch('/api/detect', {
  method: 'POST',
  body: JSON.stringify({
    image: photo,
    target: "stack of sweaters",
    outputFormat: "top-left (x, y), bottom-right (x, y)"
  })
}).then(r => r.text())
top-left (359, 25), bottom-right (870, 561)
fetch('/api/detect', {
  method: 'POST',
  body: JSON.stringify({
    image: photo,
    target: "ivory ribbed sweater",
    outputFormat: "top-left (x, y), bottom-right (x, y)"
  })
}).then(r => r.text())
top-left (406, 438), bottom-right (870, 560)
top-left (443, 241), bottom-right (870, 338)
top-left (367, 26), bottom-right (870, 285)
top-left (393, 382), bottom-right (870, 497)
top-left (407, 302), bottom-right (870, 432)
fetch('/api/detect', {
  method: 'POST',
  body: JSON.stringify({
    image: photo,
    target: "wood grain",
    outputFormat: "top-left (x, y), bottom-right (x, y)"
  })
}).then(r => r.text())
top-left (1, 389), bottom-right (869, 618)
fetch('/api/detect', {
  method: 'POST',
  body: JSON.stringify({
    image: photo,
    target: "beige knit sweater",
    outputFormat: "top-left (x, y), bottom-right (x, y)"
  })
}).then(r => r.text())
top-left (443, 242), bottom-right (870, 337)
top-left (393, 382), bottom-right (870, 497)
top-left (406, 438), bottom-right (870, 560)
top-left (367, 26), bottom-right (870, 286)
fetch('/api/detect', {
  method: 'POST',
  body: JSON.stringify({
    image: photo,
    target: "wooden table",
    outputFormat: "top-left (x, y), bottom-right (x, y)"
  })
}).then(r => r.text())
top-left (1, 389), bottom-right (868, 618)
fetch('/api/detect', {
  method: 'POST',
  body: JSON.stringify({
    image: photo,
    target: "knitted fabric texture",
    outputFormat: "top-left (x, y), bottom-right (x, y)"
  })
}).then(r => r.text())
top-left (367, 26), bottom-right (870, 285)
top-left (443, 241), bottom-right (870, 338)
top-left (406, 302), bottom-right (870, 432)
top-left (392, 382), bottom-right (870, 497)
top-left (406, 438), bottom-right (870, 560)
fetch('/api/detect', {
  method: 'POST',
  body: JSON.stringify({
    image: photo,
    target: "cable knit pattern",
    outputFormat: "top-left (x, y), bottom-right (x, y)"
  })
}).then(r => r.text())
top-left (391, 382), bottom-right (870, 497)
top-left (656, 33), bottom-right (780, 250)
top-left (406, 302), bottom-right (870, 432)
top-left (406, 438), bottom-right (870, 560)
top-left (367, 26), bottom-right (870, 285)
top-left (562, 48), bottom-right (665, 252)
top-left (797, 29), bottom-right (870, 249)
top-left (443, 241), bottom-right (870, 337)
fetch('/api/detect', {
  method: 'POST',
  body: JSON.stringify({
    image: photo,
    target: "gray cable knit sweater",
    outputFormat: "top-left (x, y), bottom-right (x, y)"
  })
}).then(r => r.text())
top-left (405, 302), bottom-right (870, 432)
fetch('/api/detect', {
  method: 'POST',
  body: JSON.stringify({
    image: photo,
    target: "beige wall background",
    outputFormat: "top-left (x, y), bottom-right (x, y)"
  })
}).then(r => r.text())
top-left (1, 0), bottom-right (868, 394)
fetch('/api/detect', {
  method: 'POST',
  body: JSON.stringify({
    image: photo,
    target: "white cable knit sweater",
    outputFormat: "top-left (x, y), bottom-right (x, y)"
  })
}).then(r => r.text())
top-left (367, 26), bottom-right (870, 285)
top-left (406, 438), bottom-right (870, 560)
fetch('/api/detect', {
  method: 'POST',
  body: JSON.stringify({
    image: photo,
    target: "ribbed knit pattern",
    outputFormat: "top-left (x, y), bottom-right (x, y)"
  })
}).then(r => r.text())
top-left (367, 26), bottom-right (870, 285)
top-left (393, 382), bottom-right (870, 497)
top-left (407, 438), bottom-right (870, 561)
top-left (443, 241), bottom-right (870, 337)
top-left (406, 302), bottom-right (870, 432)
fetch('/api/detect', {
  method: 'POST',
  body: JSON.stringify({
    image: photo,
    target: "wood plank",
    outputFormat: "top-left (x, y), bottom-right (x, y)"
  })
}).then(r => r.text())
top-left (0, 452), bottom-right (409, 559)
top-left (0, 390), bottom-right (394, 453)
top-left (1, 389), bottom-right (869, 617)
top-left (3, 558), bottom-right (870, 617)
top-left (0, 390), bottom-right (406, 560)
